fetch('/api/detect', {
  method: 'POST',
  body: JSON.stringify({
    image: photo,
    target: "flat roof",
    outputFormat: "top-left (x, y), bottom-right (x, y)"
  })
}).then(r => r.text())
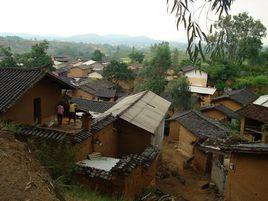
top-left (77, 157), bottom-right (120, 171)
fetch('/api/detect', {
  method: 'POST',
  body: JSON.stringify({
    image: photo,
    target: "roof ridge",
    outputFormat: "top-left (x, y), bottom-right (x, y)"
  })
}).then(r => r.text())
top-left (193, 110), bottom-right (228, 131)
top-left (117, 90), bottom-right (149, 117)
top-left (168, 109), bottom-right (193, 120)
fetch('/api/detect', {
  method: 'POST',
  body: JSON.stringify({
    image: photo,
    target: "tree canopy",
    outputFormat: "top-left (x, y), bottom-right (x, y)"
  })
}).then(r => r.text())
top-left (0, 41), bottom-right (53, 71)
top-left (128, 50), bottom-right (145, 64)
top-left (0, 46), bottom-right (18, 67)
top-left (167, 0), bottom-right (234, 63)
top-left (103, 60), bottom-right (134, 83)
top-left (207, 12), bottom-right (267, 64)
top-left (138, 42), bottom-right (171, 95)
top-left (91, 49), bottom-right (104, 62)
top-left (168, 76), bottom-right (192, 110)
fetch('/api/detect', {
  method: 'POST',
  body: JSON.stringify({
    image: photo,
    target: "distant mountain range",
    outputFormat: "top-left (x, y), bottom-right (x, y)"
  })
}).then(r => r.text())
top-left (0, 32), bottom-right (187, 50)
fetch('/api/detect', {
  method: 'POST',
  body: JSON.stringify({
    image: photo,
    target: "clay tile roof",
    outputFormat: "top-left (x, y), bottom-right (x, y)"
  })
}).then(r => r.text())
top-left (95, 88), bottom-right (116, 98)
top-left (18, 125), bottom-right (91, 144)
top-left (18, 125), bottom-right (68, 142)
top-left (71, 97), bottom-right (115, 113)
top-left (181, 65), bottom-right (198, 73)
top-left (169, 110), bottom-right (229, 139)
top-left (223, 143), bottom-right (268, 154)
top-left (0, 68), bottom-right (75, 113)
top-left (237, 104), bottom-right (268, 124)
top-left (212, 89), bottom-right (257, 106)
top-left (201, 104), bottom-right (240, 119)
top-left (91, 114), bottom-right (117, 133)
top-left (111, 146), bottom-right (160, 175)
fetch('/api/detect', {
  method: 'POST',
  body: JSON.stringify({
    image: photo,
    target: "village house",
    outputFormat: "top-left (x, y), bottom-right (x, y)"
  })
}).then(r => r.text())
top-left (211, 88), bottom-right (257, 111)
top-left (223, 144), bottom-right (268, 201)
top-left (0, 68), bottom-right (75, 125)
top-left (200, 104), bottom-right (240, 123)
top-left (71, 97), bottom-right (115, 118)
top-left (237, 103), bottom-right (268, 142)
top-left (88, 71), bottom-right (103, 80)
top-left (198, 139), bottom-right (230, 195)
top-left (71, 79), bottom-right (124, 102)
top-left (68, 60), bottom-right (104, 78)
top-left (168, 110), bottom-right (229, 173)
top-left (15, 90), bottom-right (170, 199)
top-left (181, 65), bottom-right (208, 87)
top-left (51, 55), bottom-right (71, 69)
top-left (189, 85), bottom-right (217, 106)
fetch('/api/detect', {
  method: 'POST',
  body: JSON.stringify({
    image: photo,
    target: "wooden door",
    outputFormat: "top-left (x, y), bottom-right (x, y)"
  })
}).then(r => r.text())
top-left (33, 97), bottom-right (41, 124)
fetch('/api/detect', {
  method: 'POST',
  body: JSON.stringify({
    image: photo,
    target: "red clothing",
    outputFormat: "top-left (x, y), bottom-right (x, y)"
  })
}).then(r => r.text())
top-left (57, 105), bottom-right (64, 115)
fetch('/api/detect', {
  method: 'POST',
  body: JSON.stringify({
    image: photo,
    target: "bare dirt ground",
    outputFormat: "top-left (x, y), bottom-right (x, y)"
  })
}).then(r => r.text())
top-left (0, 125), bottom-right (60, 201)
top-left (156, 139), bottom-right (220, 201)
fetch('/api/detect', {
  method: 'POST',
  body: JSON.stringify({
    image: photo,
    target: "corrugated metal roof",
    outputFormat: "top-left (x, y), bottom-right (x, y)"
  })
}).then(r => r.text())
top-left (97, 91), bottom-right (171, 134)
top-left (253, 95), bottom-right (268, 108)
top-left (189, 85), bottom-right (216, 95)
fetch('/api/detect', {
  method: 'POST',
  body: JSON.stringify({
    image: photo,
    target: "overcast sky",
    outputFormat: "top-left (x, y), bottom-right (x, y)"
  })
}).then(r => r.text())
top-left (1, 0), bottom-right (268, 43)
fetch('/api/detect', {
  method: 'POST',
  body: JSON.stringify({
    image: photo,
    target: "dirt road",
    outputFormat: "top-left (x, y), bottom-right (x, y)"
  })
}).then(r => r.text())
top-left (156, 139), bottom-right (220, 201)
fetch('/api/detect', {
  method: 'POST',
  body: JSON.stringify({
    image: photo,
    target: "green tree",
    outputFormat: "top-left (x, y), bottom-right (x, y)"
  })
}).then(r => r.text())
top-left (208, 12), bottom-right (267, 64)
top-left (0, 46), bottom-right (18, 68)
top-left (91, 49), bottom-right (104, 62)
top-left (202, 61), bottom-right (240, 90)
top-left (168, 76), bottom-right (192, 110)
top-left (129, 50), bottom-right (145, 64)
top-left (171, 48), bottom-right (179, 67)
top-left (19, 41), bottom-right (53, 70)
top-left (103, 60), bottom-right (134, 83)
top-left (138, 42), bottom-right (171, 95)
top-left (167, 0), bottom-right (233, 63)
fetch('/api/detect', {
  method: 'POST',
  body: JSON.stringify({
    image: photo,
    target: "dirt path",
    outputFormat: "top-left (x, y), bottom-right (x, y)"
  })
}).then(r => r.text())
top-left (156, 139), bottom-right (220, 201)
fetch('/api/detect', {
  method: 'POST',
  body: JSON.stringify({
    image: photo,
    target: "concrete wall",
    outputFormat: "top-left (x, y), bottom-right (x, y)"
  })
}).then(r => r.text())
top-left (4, 76), bottom-right (63, 125)
top-left (117, 119), bottom-right (152, 156)
top-left (213, 99), bottom-right (242, 111)
top-left (225, 153), bottom-right (268, 201)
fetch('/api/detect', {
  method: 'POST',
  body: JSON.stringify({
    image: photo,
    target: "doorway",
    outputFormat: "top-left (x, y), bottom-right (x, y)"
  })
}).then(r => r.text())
top-left (33, 97), bottom-right (41, 124)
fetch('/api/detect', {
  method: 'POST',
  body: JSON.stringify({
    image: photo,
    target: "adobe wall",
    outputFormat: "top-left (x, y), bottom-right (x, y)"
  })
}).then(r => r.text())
top-left (212, 99), bottom-right (242, 111)
top-left (4, 76), bottom-right (63, 125)
top-left (178, 125), bottom-right (198, 157)
top-left (202, 110), bottom-right (226, 121)
top-left (72, 89), bottom-right (94, 100)
top-left (68, 67), bottom-right (88, 77)
top-left (74, 137), bottom-right (93, 162)
top-left (211, 154), bottom-right (226, 195)
top-left (225, 153), bottom-right (268, 201)
top-left (117, 119), bottom-right (152, 155)
top-left (113, 156), bottom-right (158, 200)
top-left (93, 123), bottom-right (118, 157)
top-left (187, 77), bottom-right (207, 87)
top-left (169, 121), bottom-right (180, 141)
top-left (193, 147), bottom-right (211, 174)
top-left (74, 155), bottom-right (159, 200)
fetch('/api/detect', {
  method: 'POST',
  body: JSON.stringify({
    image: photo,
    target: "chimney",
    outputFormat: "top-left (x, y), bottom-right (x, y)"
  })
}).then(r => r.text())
top-left (81, 113), bottom-right (93, 131)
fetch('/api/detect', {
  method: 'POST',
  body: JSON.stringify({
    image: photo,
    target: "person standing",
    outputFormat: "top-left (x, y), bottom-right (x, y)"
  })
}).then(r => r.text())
top-left (68, 101), bottom-right (78, 125)
top-left (57, 103), bottom-right (64, 126)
